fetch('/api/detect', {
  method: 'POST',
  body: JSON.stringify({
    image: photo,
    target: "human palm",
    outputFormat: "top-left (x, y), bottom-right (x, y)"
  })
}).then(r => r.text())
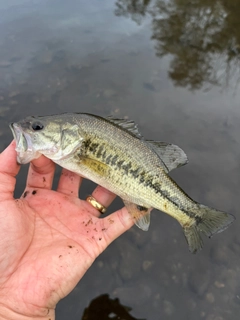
top-left (0, 142), bottom-right (133, 320)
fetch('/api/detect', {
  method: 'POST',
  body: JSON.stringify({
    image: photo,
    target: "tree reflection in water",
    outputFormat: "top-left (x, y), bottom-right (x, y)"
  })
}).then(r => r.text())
top-left (115, 0), bottom-right (152, 24)
top-left (115, 0), bottom-right (240, 90)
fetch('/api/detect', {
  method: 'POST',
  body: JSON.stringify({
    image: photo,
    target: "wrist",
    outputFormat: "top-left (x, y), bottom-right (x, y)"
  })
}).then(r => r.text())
top-left (0, 304), bottom-right (55, 320)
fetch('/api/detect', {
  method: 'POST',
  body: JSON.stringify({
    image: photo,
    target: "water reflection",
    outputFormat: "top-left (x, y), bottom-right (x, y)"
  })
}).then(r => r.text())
top-left (115, 0), bottom-right (151, 24)
top-left (115, 0), bottom-right (240, 90)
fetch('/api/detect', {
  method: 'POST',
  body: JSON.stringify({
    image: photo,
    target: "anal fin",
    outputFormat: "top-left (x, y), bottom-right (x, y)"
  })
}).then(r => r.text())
top-left (123, 200), bottom-right (152, 231)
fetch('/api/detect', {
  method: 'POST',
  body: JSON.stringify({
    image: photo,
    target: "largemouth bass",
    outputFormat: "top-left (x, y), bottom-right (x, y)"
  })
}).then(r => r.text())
top-left (10, 113), bottom-right (235, 253)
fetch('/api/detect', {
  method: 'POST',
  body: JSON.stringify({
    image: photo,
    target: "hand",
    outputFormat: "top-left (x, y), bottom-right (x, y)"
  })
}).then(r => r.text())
top-left (0, 142), bottom-right (133, 320)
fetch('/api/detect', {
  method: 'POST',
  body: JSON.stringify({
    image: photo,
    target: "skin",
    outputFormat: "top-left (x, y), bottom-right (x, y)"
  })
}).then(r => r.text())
top-left (0, 141), bottom-right (134, 320)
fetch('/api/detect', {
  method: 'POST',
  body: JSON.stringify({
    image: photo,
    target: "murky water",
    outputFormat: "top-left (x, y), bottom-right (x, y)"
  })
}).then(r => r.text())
top-left (0, 0), bottom-right (240, 319)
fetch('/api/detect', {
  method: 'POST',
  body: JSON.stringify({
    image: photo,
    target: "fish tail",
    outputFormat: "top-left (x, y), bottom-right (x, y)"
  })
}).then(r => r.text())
top-left (183, 204), bottom-right (235, 254)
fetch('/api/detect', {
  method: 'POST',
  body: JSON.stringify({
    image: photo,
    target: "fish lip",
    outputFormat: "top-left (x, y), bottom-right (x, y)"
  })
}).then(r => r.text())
top-left (9, 122), bottom-right (34, 164)
top-left (9, 123), bottom-right (27, 149)
top-left (9, 123), bottom-right (21, 146)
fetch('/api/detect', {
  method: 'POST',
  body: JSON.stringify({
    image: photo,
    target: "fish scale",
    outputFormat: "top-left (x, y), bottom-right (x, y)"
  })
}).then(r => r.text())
top-left (10, 112), bottom-right (235, 253)
top-left (78, 133), bottom-right (161, 206)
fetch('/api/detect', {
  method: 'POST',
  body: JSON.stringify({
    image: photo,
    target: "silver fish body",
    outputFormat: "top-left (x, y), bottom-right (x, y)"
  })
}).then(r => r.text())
top-left (10, 113), bottom-right (235, 253)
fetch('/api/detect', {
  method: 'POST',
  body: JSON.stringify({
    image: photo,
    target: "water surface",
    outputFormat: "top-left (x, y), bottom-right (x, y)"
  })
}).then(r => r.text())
top-left (0, 0), bottom-right (240, 319)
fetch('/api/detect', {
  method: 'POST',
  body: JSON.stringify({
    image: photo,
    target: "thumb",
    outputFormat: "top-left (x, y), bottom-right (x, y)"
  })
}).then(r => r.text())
top-left (0, 141), bottom-right (20, 200)
top-left (101, 207), bottom-right (134, 245)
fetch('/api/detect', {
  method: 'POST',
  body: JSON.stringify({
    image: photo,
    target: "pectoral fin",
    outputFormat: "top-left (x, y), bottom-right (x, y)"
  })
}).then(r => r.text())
top-left (123, 200), bottom-right (152, 231)
top-left (79, 156), bottom-right (110, 177)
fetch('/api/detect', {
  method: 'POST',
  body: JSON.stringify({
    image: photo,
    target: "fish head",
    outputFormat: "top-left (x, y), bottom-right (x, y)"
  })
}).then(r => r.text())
top-left (10, 115), bottom-right (84, 164)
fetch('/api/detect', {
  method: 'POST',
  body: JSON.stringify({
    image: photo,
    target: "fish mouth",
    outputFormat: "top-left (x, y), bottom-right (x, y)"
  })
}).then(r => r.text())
top-left (9, 123), bottom-right (35, 164)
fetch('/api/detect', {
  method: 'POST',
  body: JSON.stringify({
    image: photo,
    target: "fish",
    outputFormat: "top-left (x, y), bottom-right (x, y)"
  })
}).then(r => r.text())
top-left (10, 113), bottom-right (235, 253)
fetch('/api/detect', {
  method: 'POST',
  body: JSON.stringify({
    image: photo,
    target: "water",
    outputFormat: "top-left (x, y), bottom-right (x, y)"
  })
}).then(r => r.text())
top-left (0, 0), bottom-right (240, 319)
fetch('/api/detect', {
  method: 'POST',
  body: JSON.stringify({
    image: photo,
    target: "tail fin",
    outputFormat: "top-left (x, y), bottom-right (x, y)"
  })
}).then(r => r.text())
top-left (183, 204), bottom-right (235, 254)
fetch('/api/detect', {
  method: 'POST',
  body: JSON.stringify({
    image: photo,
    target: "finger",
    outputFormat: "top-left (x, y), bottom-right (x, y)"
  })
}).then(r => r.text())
top-left (0, 141), bottom-right (20, 199)
top-left (26, 155), bottom-right (56, 189)
top-left (92, 186), bottom-right (116, 209)
top-left (57, 168), bottom-right (82, 197)
top-left (86, 186), bottom-right (116, 217)
top-left (0, 141), bottom-right (20, 176)
top-left (101, 207), bottom-right (135, 244)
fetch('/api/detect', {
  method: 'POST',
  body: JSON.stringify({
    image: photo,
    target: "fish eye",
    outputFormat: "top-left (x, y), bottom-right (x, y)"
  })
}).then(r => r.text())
top-left (32, 121), bottom-right (44, 131)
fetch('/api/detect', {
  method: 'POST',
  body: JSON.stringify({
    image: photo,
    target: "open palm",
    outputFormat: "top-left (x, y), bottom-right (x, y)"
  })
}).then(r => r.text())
top-left (0, 142), bottom-right (133, 320)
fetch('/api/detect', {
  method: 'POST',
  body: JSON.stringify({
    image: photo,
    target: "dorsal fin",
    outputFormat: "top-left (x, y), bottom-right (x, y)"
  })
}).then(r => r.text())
top-left (106, 116), bottom-right (187, 172)
top-left (147, 141), bottom-right (188, 172)
top-left (106, 116), bottom-right (142, 139)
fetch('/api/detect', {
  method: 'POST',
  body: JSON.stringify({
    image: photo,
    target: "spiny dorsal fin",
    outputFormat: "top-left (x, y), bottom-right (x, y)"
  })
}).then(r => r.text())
top-left (147, 141), bottom-right (188, 172)
top-left (106, 116), bottom-right (142, 139)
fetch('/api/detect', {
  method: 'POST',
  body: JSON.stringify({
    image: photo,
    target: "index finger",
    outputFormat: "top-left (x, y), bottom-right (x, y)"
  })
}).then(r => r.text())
top-left (26, 155), bottom-right (56, 189)
top-left (0, 141), bottom-right (20, 177)
top-left (0, 141), bottom-right (20, 199)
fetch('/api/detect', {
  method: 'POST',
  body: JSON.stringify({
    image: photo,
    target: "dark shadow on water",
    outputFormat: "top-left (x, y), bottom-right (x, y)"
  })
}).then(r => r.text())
top-left (81, 294), bottom-right (145, 320)
top-left (115, 0), bottom-right (240, 90)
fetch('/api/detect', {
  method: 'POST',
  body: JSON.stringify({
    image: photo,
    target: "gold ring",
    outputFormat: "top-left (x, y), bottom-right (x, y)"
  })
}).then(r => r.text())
top-left (86, 195), bottom-right (107, 214)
